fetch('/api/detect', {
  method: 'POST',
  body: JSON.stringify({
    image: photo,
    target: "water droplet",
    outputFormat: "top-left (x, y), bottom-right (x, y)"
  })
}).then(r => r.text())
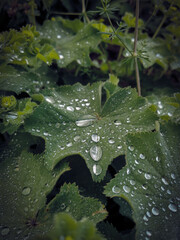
top-left (130, 180), bottom-right (135, 185)
top-left (61, 203), bottom-right (66, 210)
top-left (168, 203), bottom-right (177, 212)
top-left (114, 120), bottom-right (121, 126)
top-left (140, 154), bottom-right (145, 159)
top-left (171, 173), bottom-right (176, 179)
top-left (90, 146), bottom-right (102, 161)
top-left (55, 123), bottom-right (60, 128)
top-left (152, 207), bottom-right (159, 216)
top-left (66, 106), bottom-right (74, 112)
top-left (1, 227), bottom-right (10, 236)
top-left (76, 115), bottom-right (96, 127)
top-left (128, 146), bottom-right (134, 151)
top-left (57, 35), bottom-right (61, 39)
top-left (91, 134), bottom-right (100, 143)
top-left (66, 142), bottom-right (72, 147)
top-left (59, 54), bottom-right (64, 59)
top-left (74, 136), bottom-right (80, 142)
top-left (112, 186), bottom-right (120, 193)
top-left (127, 168), bottom-right (130, 174)
top-left (117, 145), bottom-right (122, 149)
top-left (45, 96), bottom-right (54, 104)
top-left (156, 156), bottom-right (159, 162)
top-left (162, 177), bottom-right (168, 185)
top-left (43, 132), bottom-right (49, 136)
top-left (146, 230), bottom-right (152, 237)
top-left (93, 164), bottom-right (102, 175)
top-left (145, 173), bottom-right (152, 180)
top-left (108, 139), bottom-right (115, 144)
top-left (22, 187), bottom-right (31, 196)
top-left (123, 185), bottom-right (130, 193)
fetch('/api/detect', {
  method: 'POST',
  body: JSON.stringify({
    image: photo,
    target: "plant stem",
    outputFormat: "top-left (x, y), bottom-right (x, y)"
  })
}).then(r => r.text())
top-left (82, 0), bottom-right (90, 23)
top-left (117, 28), bottom-right (128, 61)
top-left (152, 1), bottom-right (174, 39)
top-left (101, 0), bottom-right (132, 55)
top-left (133, 0), bottom-right (141, 96)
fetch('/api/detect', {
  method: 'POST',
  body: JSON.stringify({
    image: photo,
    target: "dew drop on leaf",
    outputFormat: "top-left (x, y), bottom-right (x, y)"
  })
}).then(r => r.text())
top-left (146, 230), bottom-right (152, 237)
top-left (74, 136), bottom-right (80, 142)
top-left (140, 154), bottom-right (145, 159)
top-left (66, 106), bottom-right (74, 112)
top-left (45, 97), bottom-right (54, 104)
top-left (75, 115), bottom-right (96, 127)
top-left (162, 177), bottom-right (168, 185)
top-left (90, 146), bottom-right (102, 161)
top-left (168, 203), bottom-right (177, 212)
top-left (123, 185), bottom-right (130, 193)
top-left (171, 173), bottom-right (176, 180)
top-left (130, 180), bottom-right (136, 185)
top-left (155, 156), bottom-right (160, 162)
top-left (112, 186), bottom-right (120, 193)
top-left (93, 164), bottom-right (102, 175)
top-left (114, 119), bottom-right (122, 125)
top-left (22, 187), bottom-right (31, 196)
top-left (152, 207), bottom-right (159, 216)
top-left (128, 146), bottom-right (134, 151)
top-left (1, 227), bottom-right (10, 236)
top-left (108, 139), bottom-right (115, 144)
top-left (144, 173), bottom-right (152, 180)
top-left (91, 134), bottom-right (100, 142)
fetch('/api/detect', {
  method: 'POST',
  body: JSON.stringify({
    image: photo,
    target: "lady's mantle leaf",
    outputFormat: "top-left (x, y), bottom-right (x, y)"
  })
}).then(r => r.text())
top-left (24, 82), bottom-right (158, 181)
top-left (104, 123), bottom-right (180, 239)
top-left (0, 151), bottom-right (70, 240)
top-left (41, 183), bottom-right (107, 224)
top-left (38, 17), bottom-right (102, 67)
top-left (36, 212), bottom-right (105, 240)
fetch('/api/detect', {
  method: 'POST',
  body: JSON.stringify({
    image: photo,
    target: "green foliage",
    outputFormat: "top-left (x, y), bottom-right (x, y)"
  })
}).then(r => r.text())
top-left (24, 82), bottom-right (157, 181)
top-left (36, 212), bottom-right (105, 240)
top-left (104, 122), bottom-right (180, 239)
top-left (0, 1), bottom-right (180, 240)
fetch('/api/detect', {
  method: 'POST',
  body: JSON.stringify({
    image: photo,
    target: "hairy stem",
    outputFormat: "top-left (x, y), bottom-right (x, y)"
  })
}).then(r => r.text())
top-left (82, 0), bottom-right (90, 23)
top-left (134, 0), bottom-right (141, 96)
top-left (101, 0), bottom-right (132, 55)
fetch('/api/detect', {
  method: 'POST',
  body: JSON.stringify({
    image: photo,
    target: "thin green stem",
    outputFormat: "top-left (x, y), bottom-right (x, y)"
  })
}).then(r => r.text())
top-left (133, 0), bottom-right (141, 96)
top-left (82, 0), bottom-right (90, 23)
top-left (152, 1), bottom-right (174, 39)
top-left (117, 28), bottom-right (128, 61)
top-left (101, 0), bottom-right (132, 55)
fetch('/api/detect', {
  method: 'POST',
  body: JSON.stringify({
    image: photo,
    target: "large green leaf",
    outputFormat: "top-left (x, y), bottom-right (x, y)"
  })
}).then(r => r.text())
top-left (38, 17), bottom-right (102, 67)
top-left (0, 150), bottom-right (70, 240)
top-left (0, 63), bottom-right (58, 94)
top-left (104, 123), bottom-right (180, 239)
top-left (24, 82), bottom-right (158, 181)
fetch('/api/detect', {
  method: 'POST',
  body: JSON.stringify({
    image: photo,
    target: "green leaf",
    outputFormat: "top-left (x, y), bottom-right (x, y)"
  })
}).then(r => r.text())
top-left (0, 150), bottom-right (70, 240)
top-left (36, 212), bottom-right (105, 240)
top-left (104, 123), bottom-right (180, 239)
top-left (0, 97), bottom-right (37, 134)
top-left (41, 183), bottom-right (107, 224)
top-left (147, 94), bottom-right (178, 122)
top-left (0, 63), bottom-right (58, 94)
top-left (38, 17), bottom-right (102, 67)
top-left (24, 82), bottom-right (158, 181)
top-left (122, 12), bottom-right (144, 28)
top-left (0, 25), bottom-right (59, 68)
